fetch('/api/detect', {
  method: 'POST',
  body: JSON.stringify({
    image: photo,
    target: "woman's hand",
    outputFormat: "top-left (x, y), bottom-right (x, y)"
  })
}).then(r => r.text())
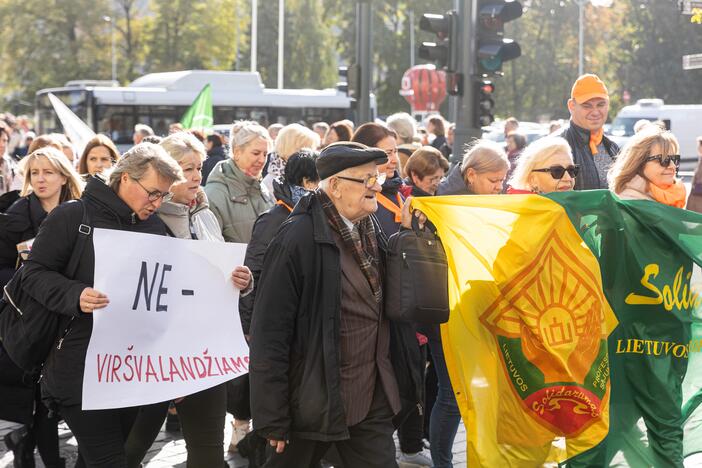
top-left (231, 266), bottom-right (252, 290)
top-left (79, 287), bottom-right (109, 313)
top-left (400, 196), bottom-right (427, 230)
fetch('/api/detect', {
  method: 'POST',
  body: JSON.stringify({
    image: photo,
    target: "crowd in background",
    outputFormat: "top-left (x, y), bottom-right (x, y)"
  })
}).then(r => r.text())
top-left (1, 72), bottom-right (702, 468)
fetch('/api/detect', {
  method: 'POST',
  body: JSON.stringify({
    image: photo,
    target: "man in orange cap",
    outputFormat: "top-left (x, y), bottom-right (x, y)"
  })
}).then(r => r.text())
top-left (554, 74), bottom-right (619, 190)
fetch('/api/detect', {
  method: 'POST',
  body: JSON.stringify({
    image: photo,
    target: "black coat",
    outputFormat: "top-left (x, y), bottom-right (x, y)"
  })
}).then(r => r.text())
top-left (0, 194), bottom-right (49, 422)
top-left (201, 146), bottom-right (227, 186)
top-left (239, 180), bottom-right (295, 335)
top-left (22, 177), bottom-right (168, 406)
top-left (554, 121), bottom-right (619, 190)
top-left (375, 173), bottom-right (404, 237)
top-left (0, 193), bottom-right (47, 285)
top-left (249, 193), bottom-right (424, 442)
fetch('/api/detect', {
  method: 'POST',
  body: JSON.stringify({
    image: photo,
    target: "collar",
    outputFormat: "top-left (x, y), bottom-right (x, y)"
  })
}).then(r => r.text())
top-left (83, 175), bottom-right (140, 223)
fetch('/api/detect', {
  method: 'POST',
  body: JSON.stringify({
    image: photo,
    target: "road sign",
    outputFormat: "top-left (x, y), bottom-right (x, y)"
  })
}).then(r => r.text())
top-left (683, 53), bottom-right (702, 70)
top-left (680, 0), bottom-right (702, 14)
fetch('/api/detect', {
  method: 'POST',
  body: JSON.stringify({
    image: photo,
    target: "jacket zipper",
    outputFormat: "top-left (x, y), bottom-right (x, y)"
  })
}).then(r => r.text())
top-left (3, 285), bottom-right (21, 315)
top-left (56, 317), bottom-right (75, 350)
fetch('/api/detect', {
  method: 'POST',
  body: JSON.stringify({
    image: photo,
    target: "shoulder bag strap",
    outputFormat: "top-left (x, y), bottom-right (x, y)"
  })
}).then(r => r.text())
top-left (63, 199), bottom-right (92, 280)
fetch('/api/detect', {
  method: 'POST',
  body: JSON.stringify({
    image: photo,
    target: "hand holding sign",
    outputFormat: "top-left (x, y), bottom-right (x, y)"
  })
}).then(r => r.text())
top-left (80, 287), bottom-right (110, 313)
top-left (231, 266), bottom-right (251, 290)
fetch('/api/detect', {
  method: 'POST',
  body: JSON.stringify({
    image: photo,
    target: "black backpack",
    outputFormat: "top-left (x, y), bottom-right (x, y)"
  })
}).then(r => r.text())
top-left (384, 217), bottom-right (449, 324)
top-left (0, 199), bottom-right (92, 373)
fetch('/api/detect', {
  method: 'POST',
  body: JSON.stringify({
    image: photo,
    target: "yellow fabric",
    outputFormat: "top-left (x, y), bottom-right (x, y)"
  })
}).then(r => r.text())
top-left (411, 195), bottom-right (619, 467)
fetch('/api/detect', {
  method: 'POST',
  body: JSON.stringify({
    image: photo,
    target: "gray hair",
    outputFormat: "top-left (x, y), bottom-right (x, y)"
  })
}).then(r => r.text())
top-left (461, 139), bottom-right (510, 175)
top-left (134, 124), bottom-right (154, 137)
top-left (508, 137), bottom-right (572, 190)
top-left (108, 143), bottom-right (184, 191)
top-left (275, 124), bottom-right (320, 160)
top-left (230, 120), bottom-right (271, 153)
top-left (160, 132), bottom-right (206, 163)
top-left (386, 112), bottom-right (417, 144)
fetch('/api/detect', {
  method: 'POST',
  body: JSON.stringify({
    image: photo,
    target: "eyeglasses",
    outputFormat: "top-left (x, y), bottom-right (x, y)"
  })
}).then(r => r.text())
top-left (643, 154), bottom-right (680, 168)
top-left (531, 165), bottom-right (580, 180)
top-left (131, 177), bottom-right (172, 202)
top-left (336, 172), bottom-right (387, 189)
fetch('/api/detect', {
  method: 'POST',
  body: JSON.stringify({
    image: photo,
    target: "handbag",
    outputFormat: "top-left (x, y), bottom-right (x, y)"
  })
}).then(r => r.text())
top-left (384, 217), bottom-right (449, 324)
top-left (0, 199), bottom-right (92, 373)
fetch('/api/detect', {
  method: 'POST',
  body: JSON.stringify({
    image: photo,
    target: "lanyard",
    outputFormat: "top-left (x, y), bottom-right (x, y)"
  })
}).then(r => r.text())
top-left (376, 193), bottom-right (403, 223)
top-left (276, 199), bottom-right (294, 212)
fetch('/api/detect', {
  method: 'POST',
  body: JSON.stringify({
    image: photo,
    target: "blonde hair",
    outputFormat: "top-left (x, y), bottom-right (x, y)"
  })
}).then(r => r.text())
top-left (160, 132), bottom-right (207, 164)
top-left (274, 124), bottom-right (320, 160)
top-left (608, 126), bottom-right (679, 195)
top-left (508, 137), bottom-right (573, 190)
top-left (461, 139), bottom-right (510, 175)
top-left (19, 147), bottom-right (83, 202)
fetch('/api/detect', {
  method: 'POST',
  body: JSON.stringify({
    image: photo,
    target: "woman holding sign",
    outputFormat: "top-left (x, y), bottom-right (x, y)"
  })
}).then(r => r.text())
top-left (124, 131), bottom-right (252, 468)
top-left (20, 143), bottom-right (183, 467)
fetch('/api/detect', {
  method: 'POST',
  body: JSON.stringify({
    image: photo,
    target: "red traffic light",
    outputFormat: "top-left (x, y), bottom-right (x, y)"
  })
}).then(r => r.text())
top-left (480, 82), bottom-right (495, 94)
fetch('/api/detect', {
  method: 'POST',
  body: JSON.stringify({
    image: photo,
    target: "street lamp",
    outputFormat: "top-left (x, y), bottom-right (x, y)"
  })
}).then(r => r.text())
top-left (576, 0), bottom-right (613, 75)
top-left (102, 16), bottom-right (117, 84)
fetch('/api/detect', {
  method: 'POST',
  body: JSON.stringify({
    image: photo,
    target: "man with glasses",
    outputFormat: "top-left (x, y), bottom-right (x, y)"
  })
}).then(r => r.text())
top-left (555, 74), bottom-right (620, 190)
top-left (249, 142), bottom-right (421, 467)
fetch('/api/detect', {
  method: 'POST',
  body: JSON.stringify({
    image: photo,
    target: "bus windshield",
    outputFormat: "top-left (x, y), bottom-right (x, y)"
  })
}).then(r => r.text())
top-left (35, 90), bottom-right (89, 134)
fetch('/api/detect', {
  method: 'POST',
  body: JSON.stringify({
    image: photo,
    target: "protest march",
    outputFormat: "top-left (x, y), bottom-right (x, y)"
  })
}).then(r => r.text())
top-left (2, 1), bottom-right (702, 466)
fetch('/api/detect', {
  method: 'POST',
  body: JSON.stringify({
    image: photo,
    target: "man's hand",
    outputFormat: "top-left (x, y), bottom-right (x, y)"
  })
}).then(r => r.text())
top-left (231, 266), bottom-right (252, 290)
top-left (79, 287), bottom-right (109, 313)
top-left (268, 439), bottom-right (286, 453)
top-left (400, 196), bottom-right (427, 230)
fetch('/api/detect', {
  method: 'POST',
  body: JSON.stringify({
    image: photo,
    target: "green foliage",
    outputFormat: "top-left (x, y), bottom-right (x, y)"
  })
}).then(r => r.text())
top-left (1, 0), bottom-right (701, 121)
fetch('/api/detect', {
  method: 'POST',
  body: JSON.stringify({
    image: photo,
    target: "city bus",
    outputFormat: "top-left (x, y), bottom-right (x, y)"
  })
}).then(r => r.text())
top-left (35, 70), bottom-right (370, 149)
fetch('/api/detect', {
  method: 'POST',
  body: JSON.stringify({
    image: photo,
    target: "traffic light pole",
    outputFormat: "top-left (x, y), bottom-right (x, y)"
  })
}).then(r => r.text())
top-left (356, 1), bottom-right (373, 124)
top-left (450, 0), bottom-right (482, 165)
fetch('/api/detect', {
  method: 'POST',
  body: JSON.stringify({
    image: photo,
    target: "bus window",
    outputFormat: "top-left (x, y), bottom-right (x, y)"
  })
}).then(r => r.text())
top-left (35, 90), bottom-right (89, 134)
top-left (214, 107), bottom-right (269, 126)
top-left (97, 105), bottom-right (136, 145)
top-left (150, 106), bottom-right (186, 136)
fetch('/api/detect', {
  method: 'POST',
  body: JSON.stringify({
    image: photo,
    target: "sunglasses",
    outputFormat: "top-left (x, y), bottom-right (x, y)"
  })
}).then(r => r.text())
top-left (531, 165), bottom-right (580, 180)
top-left (336, 172), bottom-right (387, 189)
top-left (643, 154), bottom-right (680, 168)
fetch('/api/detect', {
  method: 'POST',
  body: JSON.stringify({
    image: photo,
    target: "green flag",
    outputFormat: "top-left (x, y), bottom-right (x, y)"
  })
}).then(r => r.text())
top-left (180, 84), bottom-right (213, 131)
top-left (412, 190), bottom-right (702, 467)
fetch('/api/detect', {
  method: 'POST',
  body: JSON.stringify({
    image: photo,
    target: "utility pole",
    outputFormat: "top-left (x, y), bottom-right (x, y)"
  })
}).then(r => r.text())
top-left (278, 0), bottom-right (285, 88)
top-left (251, 0), bottom-right (258, 72)
top-left (451, 0), bottom-right (481, 162)
top-left (356, 0), bottom-right (373, 123)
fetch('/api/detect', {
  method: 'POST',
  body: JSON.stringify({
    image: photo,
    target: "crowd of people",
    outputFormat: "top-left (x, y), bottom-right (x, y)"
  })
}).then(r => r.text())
top-left (0, 71), bottom-right (700, 468)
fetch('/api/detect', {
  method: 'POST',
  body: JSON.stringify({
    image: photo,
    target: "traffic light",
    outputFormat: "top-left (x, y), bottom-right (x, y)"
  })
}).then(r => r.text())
top-left (418, 11), bottom-right (457, 72)
top-left (475, 1), bottom-right (523, 76)
top-left (337, 64), bottom-right (360, 100)
top-left (474, 80), bottom-right (496, 127)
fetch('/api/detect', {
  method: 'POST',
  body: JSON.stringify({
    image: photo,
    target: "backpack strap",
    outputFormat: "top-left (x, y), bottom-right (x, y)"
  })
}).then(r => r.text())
top-left (64, 199), bottom-right (92, 280)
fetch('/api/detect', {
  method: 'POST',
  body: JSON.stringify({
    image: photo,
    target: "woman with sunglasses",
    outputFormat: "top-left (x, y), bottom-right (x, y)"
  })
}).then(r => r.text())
top-left (506, 137), bottom-right (578, 194)
top-left (608, 126), bottom-right (684, 207)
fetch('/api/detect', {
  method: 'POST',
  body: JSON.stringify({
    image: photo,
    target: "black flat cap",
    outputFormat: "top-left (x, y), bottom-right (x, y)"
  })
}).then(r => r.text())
top-left (316, 142), bottom-right (388, 180)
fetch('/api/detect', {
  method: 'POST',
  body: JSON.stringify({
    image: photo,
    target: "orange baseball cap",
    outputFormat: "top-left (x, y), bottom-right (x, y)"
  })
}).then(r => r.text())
top-left (571, 74), bottom-right (609, 104)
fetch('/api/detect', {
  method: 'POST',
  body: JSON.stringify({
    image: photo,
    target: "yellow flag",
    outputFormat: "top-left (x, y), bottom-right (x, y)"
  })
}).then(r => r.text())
top-left (412, 195), bottom-right (618, 467)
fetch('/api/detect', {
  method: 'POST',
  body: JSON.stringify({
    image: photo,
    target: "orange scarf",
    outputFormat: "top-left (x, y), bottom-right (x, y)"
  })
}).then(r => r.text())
top-left (648, 179), bottom-right (687, 208)
top-left (589, 128), bottom-right (604, 155)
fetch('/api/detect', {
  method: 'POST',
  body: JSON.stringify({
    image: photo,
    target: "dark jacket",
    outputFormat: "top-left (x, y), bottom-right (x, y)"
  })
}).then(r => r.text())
top-left (431, 135), bottom-right (447, 151)
top-left (201, 145), bottom-right (227, 186)
top-left (0, 194), bottom-right (47, 285)
top-left (239, 179), bottom-right (295, 335)
top-left (437, 163), bottom-right (470, 195)
top-left (0, 194), bottom-right (49, 424)
top-left (554, 121), bottom-right (619, 190)
top-left (21, 177), bottom-right (168, 406)
top-left (375, 173), bottom-right (405, 236)
top-left (249, 193), bottom-right (424, 442)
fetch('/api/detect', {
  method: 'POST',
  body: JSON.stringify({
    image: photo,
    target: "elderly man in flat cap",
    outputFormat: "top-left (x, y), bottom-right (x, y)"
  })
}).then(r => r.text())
top-left (249, 142), bottom-right (423, 467)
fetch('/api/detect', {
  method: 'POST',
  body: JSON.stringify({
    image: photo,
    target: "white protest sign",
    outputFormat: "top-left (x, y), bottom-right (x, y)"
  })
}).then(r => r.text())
top-left (83, 228), bottom-right (249, 410)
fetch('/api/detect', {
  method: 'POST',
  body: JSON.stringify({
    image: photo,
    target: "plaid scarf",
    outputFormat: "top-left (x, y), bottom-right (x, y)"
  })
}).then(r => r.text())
top-left (318, 190), bottom-right (382, 304)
